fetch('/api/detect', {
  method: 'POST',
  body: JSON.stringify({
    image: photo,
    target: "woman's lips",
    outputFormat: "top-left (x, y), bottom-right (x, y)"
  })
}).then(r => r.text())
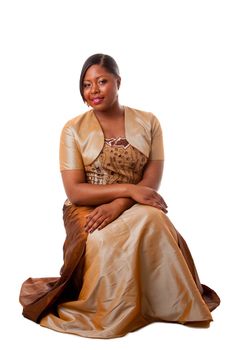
top-left (92, 97), bottom-right (104, 105)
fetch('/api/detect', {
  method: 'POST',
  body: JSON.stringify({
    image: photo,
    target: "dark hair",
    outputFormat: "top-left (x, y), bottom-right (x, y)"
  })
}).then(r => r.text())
top-left (79, 53), bottom-right (120, 101)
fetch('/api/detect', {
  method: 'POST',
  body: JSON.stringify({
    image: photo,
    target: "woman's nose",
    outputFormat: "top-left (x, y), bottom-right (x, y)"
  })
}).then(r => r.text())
top-left (91, 83), bottom-right (100, 94)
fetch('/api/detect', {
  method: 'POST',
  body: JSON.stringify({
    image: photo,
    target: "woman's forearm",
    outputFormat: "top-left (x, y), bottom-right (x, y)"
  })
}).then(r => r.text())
top-left (110, 197), bottom-right (136, 211)
top-left (68, 183), bottom-right (134, 205)
top-left (69, 174), bottom-right (161, 207)
top-left (107, 175), bottom-right (161, 212)
top-left (62, 160), bottom-right (163, 206)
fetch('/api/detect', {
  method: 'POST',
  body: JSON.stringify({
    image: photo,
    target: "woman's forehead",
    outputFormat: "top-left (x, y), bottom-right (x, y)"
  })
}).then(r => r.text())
top-left (84, 65), bottom-right (112, 80)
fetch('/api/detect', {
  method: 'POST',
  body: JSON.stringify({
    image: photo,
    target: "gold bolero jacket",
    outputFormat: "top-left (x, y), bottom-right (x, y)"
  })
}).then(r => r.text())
top-left (59, 106), bottom-right (164, 171)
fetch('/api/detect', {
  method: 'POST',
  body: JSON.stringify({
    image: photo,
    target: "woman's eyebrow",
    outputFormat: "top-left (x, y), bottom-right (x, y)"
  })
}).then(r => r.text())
top-left (83, 75), bottom-right (108, 82)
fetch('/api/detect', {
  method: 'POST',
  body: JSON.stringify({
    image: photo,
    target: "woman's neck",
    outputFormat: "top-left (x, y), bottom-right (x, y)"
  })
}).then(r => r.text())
top-left (93, 102), bottom-right (125, 139)
top-left (93, 102), bottom-right (124, 121)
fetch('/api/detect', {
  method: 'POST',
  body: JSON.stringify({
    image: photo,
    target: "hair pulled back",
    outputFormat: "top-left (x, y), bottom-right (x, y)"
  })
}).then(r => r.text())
top-left (79, 53), bottom-right (120, 101)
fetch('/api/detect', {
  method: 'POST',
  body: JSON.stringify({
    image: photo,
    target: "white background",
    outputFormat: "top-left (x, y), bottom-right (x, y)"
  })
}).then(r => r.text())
top-left (0, 0), bottom-right (232, 348)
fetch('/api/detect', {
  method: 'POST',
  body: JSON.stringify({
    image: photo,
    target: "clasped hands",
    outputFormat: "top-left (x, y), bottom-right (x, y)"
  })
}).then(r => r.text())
top-left (84, 185), bottom-right (167, 234)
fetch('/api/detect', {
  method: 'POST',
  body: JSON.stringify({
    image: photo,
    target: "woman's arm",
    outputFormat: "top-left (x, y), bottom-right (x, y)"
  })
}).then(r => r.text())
top-left (61, 160), bottom-right (165, 206)
top-left (106, 159), bottom-right (165, 211)
top-left (139, 159), bottom-right (164, 190)
top-left (79, 160), bottom-right (167, 233)
top-left (61, 169), bottom-right (132, 205)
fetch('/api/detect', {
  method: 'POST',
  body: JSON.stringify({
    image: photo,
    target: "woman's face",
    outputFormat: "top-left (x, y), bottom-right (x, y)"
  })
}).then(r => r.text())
top-left (82, 64), bottom-right (120, 111)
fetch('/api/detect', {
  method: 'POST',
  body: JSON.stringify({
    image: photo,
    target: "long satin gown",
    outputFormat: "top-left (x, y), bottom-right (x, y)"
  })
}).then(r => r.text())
top-left (20, 137), bottom-right (220, 338)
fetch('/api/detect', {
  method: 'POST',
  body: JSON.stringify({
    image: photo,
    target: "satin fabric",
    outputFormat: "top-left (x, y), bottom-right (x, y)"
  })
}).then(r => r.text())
top-left (38, 204), bottom-right (219, 338)
top-left (59, 106), bottom-right (164, 170)
top-left (20, 108), bottom-right (220, 338)
top-left (19, 206), bottom-right (92, 322)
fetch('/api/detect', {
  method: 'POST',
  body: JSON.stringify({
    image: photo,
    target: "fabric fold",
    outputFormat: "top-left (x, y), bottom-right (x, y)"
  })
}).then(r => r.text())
top-left (19, 205), bottom-right (91, 322)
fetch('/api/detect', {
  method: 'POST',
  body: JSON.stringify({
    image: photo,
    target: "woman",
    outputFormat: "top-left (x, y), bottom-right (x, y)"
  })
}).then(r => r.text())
top-left (20, 53), bottom-right (220, 338)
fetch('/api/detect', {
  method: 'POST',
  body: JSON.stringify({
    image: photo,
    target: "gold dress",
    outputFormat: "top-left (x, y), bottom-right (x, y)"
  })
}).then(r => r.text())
top-left (20, 107), bottom-right (220, 338)
top-left (39, 138), bottom-right (219, 338)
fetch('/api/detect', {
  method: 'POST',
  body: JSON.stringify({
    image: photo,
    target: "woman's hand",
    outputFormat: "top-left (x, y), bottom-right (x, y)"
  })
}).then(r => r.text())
top-left (85, 201), bottom-right (125, 233)
top-left (129, 185), bottom-right (168, 213)
top-left (84, 185), bottom-right (167, 233)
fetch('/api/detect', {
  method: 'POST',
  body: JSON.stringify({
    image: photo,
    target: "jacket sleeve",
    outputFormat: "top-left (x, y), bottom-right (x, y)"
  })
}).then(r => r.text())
top-left (59, 122), bottom-right (84, 171)
top-left (149, 115), bottom-right (164, 161)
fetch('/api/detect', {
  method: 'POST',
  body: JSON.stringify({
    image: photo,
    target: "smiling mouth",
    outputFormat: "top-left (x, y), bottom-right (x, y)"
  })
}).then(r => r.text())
top-left (92, 97), bottom-right (104, 105)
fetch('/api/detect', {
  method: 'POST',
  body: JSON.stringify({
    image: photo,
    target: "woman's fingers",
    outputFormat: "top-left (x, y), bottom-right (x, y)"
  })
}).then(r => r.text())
top-left (85, 210), bottom-right (103, 232)
top-left (153, 191), bottom-right (167, 208)
top-left (85, 215), bottom-right (105, 233)
top-left (97, 219), bottom-right (109, 230)
top-left (85, 206), bottom-right (112, 233)
top-left (85, 210), bottom-right (98, 223)
top-left (155, 203), bottom-right (168, 213)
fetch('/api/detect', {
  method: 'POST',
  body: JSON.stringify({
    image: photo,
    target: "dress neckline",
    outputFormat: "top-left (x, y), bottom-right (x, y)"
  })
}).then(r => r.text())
top-left (105, 136), bottom-right (126, 141)
top-left (104, 136), bottom-right (129, 149)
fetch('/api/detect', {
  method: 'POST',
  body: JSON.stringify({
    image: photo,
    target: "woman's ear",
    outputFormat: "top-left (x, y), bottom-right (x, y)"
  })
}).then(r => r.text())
top-left (117, 76), bottom-right (121, 89)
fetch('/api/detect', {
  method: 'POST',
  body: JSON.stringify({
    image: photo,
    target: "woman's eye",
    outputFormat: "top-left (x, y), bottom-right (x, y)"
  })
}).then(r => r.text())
top-left (98, 79), bottom-right (107, 85)
top-left (83, 83), bottom-right (91, 89)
